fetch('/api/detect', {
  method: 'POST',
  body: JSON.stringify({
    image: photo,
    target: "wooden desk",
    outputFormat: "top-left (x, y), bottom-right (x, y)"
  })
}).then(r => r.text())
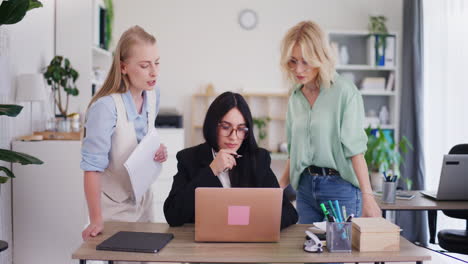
top-left (375, 190), bottom-right (468, 243)
top-left (72, 222), bottom-right (431, 263)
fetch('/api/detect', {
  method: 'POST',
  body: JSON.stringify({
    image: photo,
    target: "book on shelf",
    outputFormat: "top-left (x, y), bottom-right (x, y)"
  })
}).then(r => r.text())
top-left (386, 72), bottom-right (395, 91)
top-left (361, 77), bottom-right (386, 91)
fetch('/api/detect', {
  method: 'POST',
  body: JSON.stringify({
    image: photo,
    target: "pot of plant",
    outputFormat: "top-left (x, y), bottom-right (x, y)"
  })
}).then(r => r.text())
top-left (365, 127), bottom-right (413, 192)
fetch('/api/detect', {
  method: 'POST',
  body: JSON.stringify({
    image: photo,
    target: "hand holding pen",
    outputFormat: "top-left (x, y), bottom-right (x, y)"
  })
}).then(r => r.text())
top-left (209, 149), bottom-right (242, 175)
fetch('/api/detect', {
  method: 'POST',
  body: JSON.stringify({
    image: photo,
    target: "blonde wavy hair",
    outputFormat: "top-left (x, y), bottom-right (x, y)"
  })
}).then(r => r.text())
top-left (88, 25), bottom-right (157, 108)
top-left (280, 21), bottom-right (335, 89)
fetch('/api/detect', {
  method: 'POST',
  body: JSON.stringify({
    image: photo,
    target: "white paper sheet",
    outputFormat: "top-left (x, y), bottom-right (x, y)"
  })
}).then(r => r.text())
top-left (124, 128), bottom-right (162, 204)
top-left (311, 221), bottom-right (327, 232)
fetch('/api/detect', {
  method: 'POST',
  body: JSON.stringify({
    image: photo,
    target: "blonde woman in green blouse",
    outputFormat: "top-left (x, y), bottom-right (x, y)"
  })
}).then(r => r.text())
top-left (279, 21), bottom-right (381, 223)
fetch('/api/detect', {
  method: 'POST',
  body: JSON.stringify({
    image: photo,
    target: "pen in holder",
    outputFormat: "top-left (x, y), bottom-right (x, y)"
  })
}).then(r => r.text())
top-left (382, 181), bottom-right (397, 204)
top-left (326, 221), bottom-right (352, 252)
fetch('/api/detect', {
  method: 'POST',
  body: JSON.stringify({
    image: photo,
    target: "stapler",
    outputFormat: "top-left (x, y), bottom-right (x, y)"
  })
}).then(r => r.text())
top-left (304, 230), bottom-right (323, 253)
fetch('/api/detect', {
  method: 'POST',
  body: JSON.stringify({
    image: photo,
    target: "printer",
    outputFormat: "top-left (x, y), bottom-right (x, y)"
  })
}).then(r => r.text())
top-left (155, 108), bottom-right (183, 128)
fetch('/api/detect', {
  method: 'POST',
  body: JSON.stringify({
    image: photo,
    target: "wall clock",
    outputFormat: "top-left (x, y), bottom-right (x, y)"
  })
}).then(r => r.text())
top-left (238, 9), bottom-right (258, 30)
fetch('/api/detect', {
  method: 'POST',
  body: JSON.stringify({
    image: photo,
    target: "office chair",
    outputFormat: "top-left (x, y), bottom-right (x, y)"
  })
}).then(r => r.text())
top-left (436, 144), bottom-right (468, 254)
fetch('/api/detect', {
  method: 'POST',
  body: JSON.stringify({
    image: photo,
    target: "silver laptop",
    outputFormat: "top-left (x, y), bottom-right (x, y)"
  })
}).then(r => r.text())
top-left (421, 154), bottom-right (468, 200)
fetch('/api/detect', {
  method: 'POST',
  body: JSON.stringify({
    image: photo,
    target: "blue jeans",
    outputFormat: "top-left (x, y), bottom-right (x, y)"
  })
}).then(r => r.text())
top-left (297, 170), bottom-right (362, 264)
top-left (296, 170), bottom-right (362, 224)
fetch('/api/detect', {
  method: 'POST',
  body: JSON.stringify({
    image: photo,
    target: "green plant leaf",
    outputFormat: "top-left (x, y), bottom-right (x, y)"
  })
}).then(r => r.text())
top-left (0, 176), bottom-right (9, 184)
top-left (27, 0), bottom-right (43, 11)
top-left (0, 149), bottom-right (43, 165)
top-left (0, 0), bottom-right (29, 25)
top-left (0, 166), bottom-right (15, 178)
top-left (0, 104), bottom-right (23, 117)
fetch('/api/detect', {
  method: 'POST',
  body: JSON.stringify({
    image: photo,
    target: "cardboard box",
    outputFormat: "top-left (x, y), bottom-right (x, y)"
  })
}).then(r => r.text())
top-left (352, 217), bottom-right (401, 252)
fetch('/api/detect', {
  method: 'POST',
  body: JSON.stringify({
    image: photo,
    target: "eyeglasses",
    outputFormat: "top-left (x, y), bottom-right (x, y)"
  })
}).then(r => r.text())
top-left (218, 122), bottom-right (249, 139)
top-left (287, 58), bottom-right (313, 72)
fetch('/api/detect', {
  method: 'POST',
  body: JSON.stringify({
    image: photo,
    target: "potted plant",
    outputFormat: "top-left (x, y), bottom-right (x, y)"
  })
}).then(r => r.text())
top-left (253, 117), bottom-right (270, 149)
top-left (43, 55), bottom-right (79, 119)
top-left (0, 0), bottom-right (44, 251)
top-left (368, 15), bottom-right (389, 66)
top-left (0, 0), bottom-right (44, 185)
top-left (365, 127), bottom-right (413, 191)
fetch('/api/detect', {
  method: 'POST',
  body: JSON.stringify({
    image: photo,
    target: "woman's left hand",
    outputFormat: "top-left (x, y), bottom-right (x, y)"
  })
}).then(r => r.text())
top-left (362, 193), bottom-right (382, 217)
top-left (154, 144), bottom-right (168, 163)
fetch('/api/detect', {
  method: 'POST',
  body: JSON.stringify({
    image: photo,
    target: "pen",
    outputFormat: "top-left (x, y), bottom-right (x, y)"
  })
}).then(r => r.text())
top-left (346, 214), bottom-right (354, 222)
top-left (328, 201), bottom-right (339, 222)
top-left (341, 205), bottom-right (347, 220)
top-left (333, 200), bottom-right (344, 223)
top-left (383, 171), bottom-right (389, 182)
top-left (320, 203), bottom-right (335, 222)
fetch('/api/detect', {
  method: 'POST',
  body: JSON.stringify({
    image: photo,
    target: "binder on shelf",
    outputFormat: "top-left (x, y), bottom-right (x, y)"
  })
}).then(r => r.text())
top-left (367, 35), bottom-right (376, 67)
top-left (385, 36), bottom-right (396, 67)
top-left (367, 34), bottom-right (396, 67)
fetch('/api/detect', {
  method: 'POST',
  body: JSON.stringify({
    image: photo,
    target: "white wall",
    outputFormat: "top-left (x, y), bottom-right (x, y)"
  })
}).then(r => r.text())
top-left (0, 1), bottom-right (55, 263)
top-left (113, 0), bottom-right (403, 146)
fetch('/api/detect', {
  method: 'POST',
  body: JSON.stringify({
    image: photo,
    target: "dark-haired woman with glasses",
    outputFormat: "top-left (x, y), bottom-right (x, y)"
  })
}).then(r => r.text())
top-left (163, 91), bottom-right (298, 228)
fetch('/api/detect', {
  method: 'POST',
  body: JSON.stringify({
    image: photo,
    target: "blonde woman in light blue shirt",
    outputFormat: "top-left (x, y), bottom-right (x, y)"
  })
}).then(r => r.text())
top-left (81, 26), bottom-right (168, 241)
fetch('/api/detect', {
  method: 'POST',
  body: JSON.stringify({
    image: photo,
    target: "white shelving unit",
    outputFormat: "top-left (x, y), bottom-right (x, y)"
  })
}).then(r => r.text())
top-left (329, 30), bottom-right (400, 141)
top-left (56, 0), bottom-right (112, 112)
top-left (91, 0), bottom-right (112, 95)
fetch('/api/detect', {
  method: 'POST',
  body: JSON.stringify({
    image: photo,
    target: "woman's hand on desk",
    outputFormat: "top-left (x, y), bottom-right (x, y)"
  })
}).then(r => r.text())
top-left (362, 193), bottom-right (382, 217)
top-left (154, 144), bottom-right (168, 163)
top-left (82, 220), bottom-right (104, 241)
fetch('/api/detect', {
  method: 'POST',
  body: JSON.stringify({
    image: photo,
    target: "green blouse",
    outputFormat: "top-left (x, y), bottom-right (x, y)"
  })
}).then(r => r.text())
top-left (286, 73), bottom-right (367, 189)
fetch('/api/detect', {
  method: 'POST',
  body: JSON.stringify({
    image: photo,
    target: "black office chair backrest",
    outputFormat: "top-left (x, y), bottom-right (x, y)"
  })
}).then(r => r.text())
top-left (449, 144), bottom-right (468, 155)
top-left (444, 144), bottom-right (468, 220)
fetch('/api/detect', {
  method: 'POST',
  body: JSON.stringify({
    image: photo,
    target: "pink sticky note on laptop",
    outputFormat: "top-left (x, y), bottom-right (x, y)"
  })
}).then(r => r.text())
top-left (228, 206), bottom-right (250, 225)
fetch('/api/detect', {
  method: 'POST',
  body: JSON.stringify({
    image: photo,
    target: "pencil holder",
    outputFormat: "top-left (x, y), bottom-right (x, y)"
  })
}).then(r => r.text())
top-left (326, 221), bottom-right (352, 252)
top-left (382, 181), bottom-right (397, 204)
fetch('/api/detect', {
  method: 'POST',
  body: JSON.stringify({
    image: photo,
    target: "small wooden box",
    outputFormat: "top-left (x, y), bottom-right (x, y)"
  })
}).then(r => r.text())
top-left (351, 217), bottom-right (401, 252)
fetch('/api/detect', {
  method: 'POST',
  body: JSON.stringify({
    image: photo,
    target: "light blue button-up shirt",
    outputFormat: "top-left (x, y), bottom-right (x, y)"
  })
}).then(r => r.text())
top-left (80, 88), bottom-right (160, 172)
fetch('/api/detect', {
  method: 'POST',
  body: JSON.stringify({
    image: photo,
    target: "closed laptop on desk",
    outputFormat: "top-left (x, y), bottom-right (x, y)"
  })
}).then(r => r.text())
top-left (96, 231), bottom-right (174, 253)
top-left (195, 187), bottom-right (282, 242)
top-left (421, 154), bottom-right (468, 200)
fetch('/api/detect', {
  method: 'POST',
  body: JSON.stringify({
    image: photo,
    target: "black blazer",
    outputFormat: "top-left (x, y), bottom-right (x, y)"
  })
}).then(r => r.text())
top-left (163, 143), bottom-right (298, 229)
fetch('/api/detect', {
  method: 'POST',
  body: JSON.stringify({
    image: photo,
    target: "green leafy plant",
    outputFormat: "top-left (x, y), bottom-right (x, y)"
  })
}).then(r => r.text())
top-left (43, 56), bottom-right (79, 118)
top-left (0, 106), bottom-right (43, 184)
top-left (0, 0), bottom-right (44, 185)
top-left (0, 0), bottom-right (43, 26)
top-left (104, 0), bottom-right (113, 50)
top-left (368, 15), bottom-right (389, 65)
top-left (365, 127), bottom-right (413, 188)
top-left (253, 117), bottom-right (271, 147)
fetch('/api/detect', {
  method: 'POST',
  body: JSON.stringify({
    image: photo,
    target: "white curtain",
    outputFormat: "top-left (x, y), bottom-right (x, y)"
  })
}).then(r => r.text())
top-left (423, 0), bottom-right (468, 231)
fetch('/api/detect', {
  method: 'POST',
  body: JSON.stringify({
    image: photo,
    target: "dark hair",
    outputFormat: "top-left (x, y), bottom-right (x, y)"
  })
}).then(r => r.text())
top-left (202, 91), bottom-right (259, 187)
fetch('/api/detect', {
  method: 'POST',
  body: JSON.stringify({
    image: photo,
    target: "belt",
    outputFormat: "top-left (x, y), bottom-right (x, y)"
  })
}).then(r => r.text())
top-left (306, 165), bottom-right (340, 176)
